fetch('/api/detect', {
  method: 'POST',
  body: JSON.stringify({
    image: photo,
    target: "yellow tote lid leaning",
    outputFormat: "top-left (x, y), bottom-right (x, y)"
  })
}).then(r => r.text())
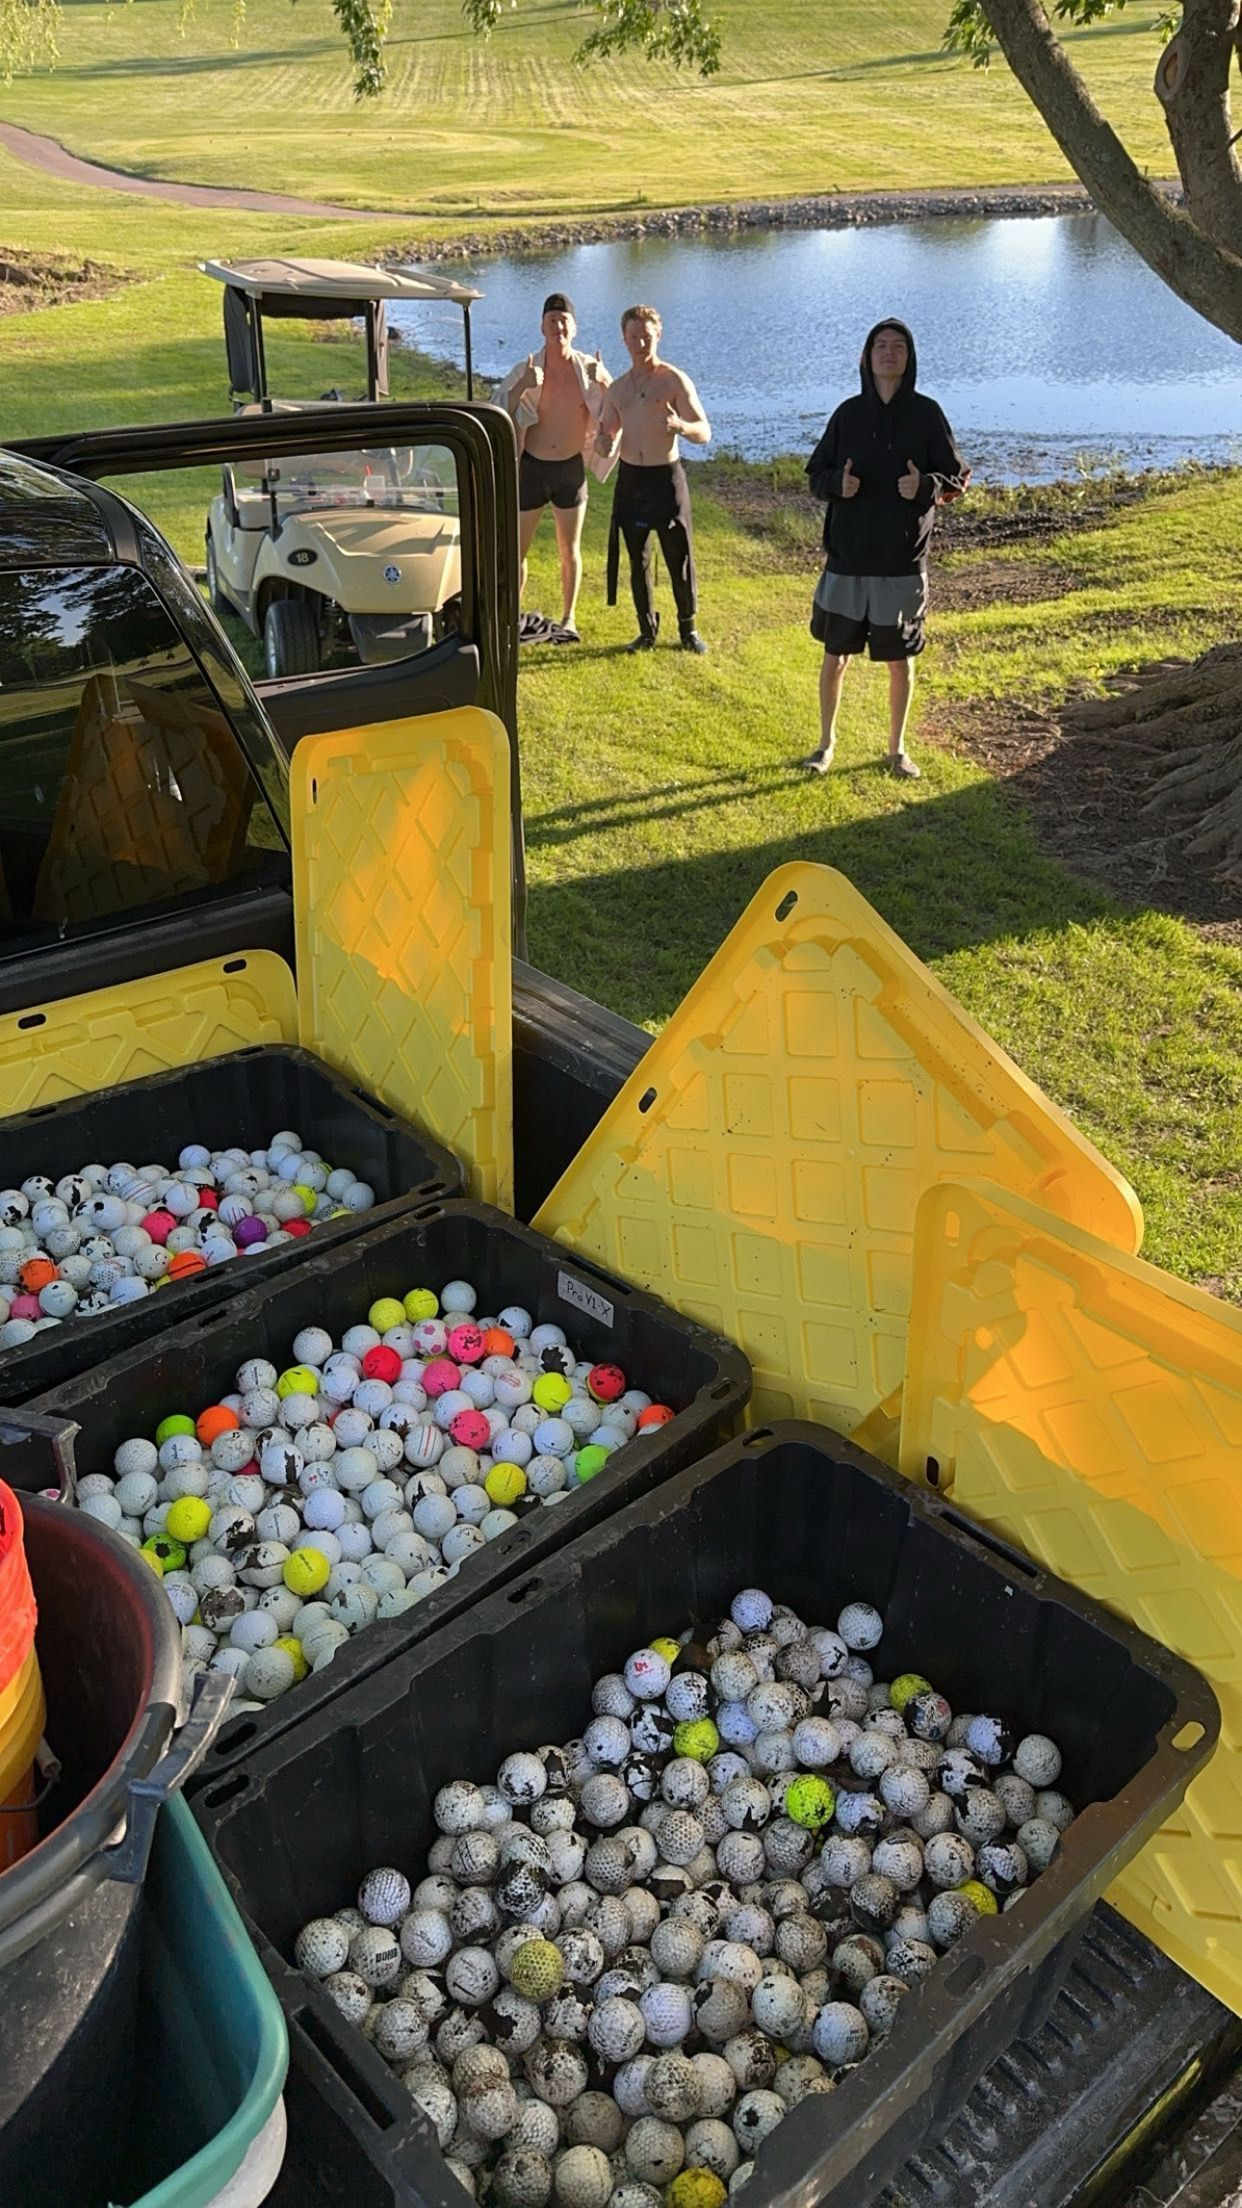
top-left (900, 1175), bottom-right (1242, 2016)
top-left (291, 708), bottom-right (513, 1211)
top-left (535, 863), bottom-right (1141, 1444)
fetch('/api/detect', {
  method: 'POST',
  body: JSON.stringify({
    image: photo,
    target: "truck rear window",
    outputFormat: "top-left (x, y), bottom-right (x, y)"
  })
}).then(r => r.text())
top-left (0, 562), bottom-right (285, 947)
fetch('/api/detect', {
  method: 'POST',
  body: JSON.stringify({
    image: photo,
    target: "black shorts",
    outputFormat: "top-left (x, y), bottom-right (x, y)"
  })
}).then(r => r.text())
top-left (810, 569), bottom-right (928, 662)
top-left (519, 449), bottom-right (588, 512)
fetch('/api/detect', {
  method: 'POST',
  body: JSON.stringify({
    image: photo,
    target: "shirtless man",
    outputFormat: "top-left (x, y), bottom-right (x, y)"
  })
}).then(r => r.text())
top-left (595, 304), bottom-right (711, 654)
top-left (498, 293), bottom-right (610, 640)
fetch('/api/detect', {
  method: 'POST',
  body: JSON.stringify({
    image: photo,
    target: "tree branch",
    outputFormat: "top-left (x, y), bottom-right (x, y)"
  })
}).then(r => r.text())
top-left (980, 0), bottom-right (1242, 342)
top-left (1160, 0), bottom-right (1242, 250)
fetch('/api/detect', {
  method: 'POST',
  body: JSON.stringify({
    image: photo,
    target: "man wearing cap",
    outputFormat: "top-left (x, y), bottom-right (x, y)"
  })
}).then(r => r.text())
top-left (498, 293), bottom-right (612, 641)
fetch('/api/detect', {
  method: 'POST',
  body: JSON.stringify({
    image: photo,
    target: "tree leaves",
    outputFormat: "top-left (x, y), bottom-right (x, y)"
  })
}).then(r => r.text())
top-left (945, 0), bottom-right (1181, 69)
top-left (0, 0), bottom-right (60, 83)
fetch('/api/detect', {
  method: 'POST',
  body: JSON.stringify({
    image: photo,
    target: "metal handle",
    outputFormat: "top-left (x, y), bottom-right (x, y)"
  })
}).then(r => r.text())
top-left (98, 1669), bottom-right (237, 1885)
top-left (0, 1406), bottom-right (81, 1499)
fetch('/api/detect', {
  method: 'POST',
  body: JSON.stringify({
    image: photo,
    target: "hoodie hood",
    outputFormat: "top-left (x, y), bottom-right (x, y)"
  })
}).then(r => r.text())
top-left (860, 319), bottom-right (918, 404)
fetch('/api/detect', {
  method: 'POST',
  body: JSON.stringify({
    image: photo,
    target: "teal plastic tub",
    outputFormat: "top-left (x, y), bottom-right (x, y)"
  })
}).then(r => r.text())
top-left (109, 1795), bottom-right (288, 2208)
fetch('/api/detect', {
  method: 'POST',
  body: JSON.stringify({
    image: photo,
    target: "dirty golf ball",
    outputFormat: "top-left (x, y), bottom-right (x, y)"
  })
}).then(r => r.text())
top-left (510, 1939), bottom-right (565, 2001)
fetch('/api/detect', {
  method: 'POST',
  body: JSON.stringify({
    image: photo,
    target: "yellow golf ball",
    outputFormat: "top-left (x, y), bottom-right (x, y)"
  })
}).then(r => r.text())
top-left (509, 1938), bottom-right (564, 2002)
top-left (650, 1637), bottom-right (681, 1663)
top-left (138, 1546), bottom-right (165, 1578)
top-left (485, 1461), bottom-right (527, 1507)
top-left (142, 1534), bottom-right (185, 1574)
top-left (165, 1496), bottom-right (212, 1544)
top-left (890, 1672), bottom-right (932, 1713)
top-left (786, 1774), bottom-right (836, 1830)
top-left (532, 1372), bottom-right (572, 1413)
top-left (957, 1879), bottom-right (999, 1917)
top-left (403, 1288), bottom-right (439, 1322)
top-left (284, 1547), bottom-right (331, 1597)
top-left (673, 1719), bottom-right (720, 1763)
top-left (276, 1366), bottom-right (319, 1399)
top-left (666, 2173), bottom-right (727, 2208)
top-left (292, 1185), bottom-right (317, 1213)
top-left (274, 1636), bottom-right (309, 1684)
top-left (369, 1297), bottom-right (407, 1334)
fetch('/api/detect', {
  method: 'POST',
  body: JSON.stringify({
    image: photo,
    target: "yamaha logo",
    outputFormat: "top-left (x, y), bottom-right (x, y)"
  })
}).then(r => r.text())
top-left (384, 563), bottom-right (401, 583)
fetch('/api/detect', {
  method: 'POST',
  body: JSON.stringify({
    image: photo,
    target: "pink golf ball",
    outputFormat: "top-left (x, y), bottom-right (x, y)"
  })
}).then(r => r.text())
top-left (449, 1408), bottom-right (491, 1450)
top-left (421, 1357), bottom-right (461, 1399)
top-left (446, 1323), bottom-right (486, 1366)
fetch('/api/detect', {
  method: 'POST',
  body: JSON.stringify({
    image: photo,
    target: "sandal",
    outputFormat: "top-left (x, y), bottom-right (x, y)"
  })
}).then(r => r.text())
top-left (799, 749), bottom-right (834, 776)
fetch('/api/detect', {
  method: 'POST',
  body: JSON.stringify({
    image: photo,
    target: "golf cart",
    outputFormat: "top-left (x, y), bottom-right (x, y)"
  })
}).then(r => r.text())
top-left (201, 257), bottom-right (484, 679)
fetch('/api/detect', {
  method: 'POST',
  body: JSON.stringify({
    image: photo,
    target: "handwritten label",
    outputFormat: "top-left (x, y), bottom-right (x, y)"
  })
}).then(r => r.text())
top-left (558, 1270), bottom-right (614, 1330)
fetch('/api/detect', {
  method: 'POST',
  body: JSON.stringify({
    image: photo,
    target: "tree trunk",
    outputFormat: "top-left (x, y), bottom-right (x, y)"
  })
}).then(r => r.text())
top-left (1158, 0), bottom-right (1242, 255)
top-left (982, 0), bottom-right (1242, 342)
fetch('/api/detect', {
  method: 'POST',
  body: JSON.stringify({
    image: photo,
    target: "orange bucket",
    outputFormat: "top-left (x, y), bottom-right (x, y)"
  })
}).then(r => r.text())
top-left (0, 1484), bottom-right (45, 1872)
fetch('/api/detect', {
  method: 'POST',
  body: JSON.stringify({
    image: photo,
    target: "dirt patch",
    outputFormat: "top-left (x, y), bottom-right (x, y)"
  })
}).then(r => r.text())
top-left (0, 246), bottom-right (126, 315)
top-left (930, 672), bottom-right (1242, 944)
top-left (937, 553), bottom-right (1078, 614)
top-left (701, 465), bottom-right (1171, 577)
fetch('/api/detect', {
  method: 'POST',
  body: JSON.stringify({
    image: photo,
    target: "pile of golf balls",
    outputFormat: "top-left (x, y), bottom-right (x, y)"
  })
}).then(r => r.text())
top-left (76, 1276), bottom-right (672, 1711)
top-left (292, 1585), bottom-right (1073, 2205)
top-left (0, 1131), bottom-right (377, 1351)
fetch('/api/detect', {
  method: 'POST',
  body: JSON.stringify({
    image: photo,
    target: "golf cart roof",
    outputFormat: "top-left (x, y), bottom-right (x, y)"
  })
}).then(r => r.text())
top-left (200, 257), bottom-right (483, 310)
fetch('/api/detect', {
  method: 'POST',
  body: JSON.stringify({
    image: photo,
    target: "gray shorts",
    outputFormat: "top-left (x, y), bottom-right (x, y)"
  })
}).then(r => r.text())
top-left (811, 569), bottom-right (928, 660)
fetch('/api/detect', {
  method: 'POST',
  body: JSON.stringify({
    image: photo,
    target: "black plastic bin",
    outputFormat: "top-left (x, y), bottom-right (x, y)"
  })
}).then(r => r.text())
top-left (191, 1421), bottom-right (1217, 2208)
top-left (31, 1199), bottom-right (751, 1782)
top-left (0, 1045), bottom-right (463, 1403)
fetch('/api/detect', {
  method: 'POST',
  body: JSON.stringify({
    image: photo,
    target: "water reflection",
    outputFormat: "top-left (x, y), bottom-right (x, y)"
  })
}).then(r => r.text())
top-left (391, 214), bottom-right (1242, 481)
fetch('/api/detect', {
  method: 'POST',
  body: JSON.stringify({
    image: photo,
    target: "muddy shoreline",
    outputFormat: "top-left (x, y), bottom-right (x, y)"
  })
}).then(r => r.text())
top-left (399, 180), bottom-right (1182, 264)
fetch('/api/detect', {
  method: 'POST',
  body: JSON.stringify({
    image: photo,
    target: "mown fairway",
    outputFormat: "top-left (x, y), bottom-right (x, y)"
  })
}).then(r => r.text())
top-left (0, 0), bottom-right (1172, 216)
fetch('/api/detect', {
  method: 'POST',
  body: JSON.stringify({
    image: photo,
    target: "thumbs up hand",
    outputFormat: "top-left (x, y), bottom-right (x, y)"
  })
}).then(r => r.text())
top-left (898, 457), bottom-right (922, 501)
top-left (840, 458), bottom-right (860, 499)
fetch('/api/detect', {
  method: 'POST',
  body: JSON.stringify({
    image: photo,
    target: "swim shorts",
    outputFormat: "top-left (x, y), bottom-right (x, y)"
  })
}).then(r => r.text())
top-left (810, 568), bottom-right (928, 661)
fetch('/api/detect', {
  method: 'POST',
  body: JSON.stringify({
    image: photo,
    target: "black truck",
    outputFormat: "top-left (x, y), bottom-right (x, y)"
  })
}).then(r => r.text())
top-left (1, 407), bottom-right (1237, 2206)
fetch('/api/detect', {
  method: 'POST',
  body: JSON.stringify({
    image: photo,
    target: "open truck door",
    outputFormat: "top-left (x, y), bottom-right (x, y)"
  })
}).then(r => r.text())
top-left (8, 406), bottom-right (646, 1211)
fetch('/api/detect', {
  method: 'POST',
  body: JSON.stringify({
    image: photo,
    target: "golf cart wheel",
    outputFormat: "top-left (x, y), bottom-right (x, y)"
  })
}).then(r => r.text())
top-left (205, 535), bottom-right (235, 618)
top-left (264, 597), bottom-right (320, 679)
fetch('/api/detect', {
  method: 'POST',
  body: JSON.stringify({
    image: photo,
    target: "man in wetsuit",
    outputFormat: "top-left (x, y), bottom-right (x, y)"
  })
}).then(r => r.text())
top-left (498, 293), bottom-right (611, 640)
top-left (596, 304), bottom-right (711, 654)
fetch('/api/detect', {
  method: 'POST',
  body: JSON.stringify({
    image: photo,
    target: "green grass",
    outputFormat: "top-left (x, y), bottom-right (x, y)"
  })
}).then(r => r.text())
top-left (515, 467), bottom-right (1242, 1297)
top-left (0, 117), bottom-right (1237, 1298)
top-left (0, 0), bottom-right (1176, 217)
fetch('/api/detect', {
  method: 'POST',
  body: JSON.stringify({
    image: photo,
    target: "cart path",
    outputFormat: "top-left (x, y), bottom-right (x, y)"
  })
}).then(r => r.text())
top-left (0, 119), bottom-right (396, 218)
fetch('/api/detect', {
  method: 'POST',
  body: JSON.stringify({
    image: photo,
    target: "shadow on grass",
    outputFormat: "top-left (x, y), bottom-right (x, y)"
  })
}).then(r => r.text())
top-left (526, 768), bottom-right (1115, 1028)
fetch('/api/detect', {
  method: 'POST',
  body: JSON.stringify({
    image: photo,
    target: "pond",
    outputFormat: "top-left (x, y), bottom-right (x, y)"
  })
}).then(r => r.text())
top-left (390, 213), bottom-right (1242, 484)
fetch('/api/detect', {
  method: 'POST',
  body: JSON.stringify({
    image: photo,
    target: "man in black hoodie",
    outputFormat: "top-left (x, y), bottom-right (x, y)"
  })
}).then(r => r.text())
top-left (804, 320), bottom-right (968, 780)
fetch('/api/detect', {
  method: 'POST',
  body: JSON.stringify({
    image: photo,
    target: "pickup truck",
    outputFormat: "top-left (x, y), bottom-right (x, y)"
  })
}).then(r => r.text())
top-left (2, 406), bottom-right (1237, 2206)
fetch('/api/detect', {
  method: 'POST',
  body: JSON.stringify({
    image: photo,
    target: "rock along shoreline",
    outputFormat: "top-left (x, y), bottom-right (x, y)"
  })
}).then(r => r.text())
top-left (397, 180), bottom-right (1181, 265)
